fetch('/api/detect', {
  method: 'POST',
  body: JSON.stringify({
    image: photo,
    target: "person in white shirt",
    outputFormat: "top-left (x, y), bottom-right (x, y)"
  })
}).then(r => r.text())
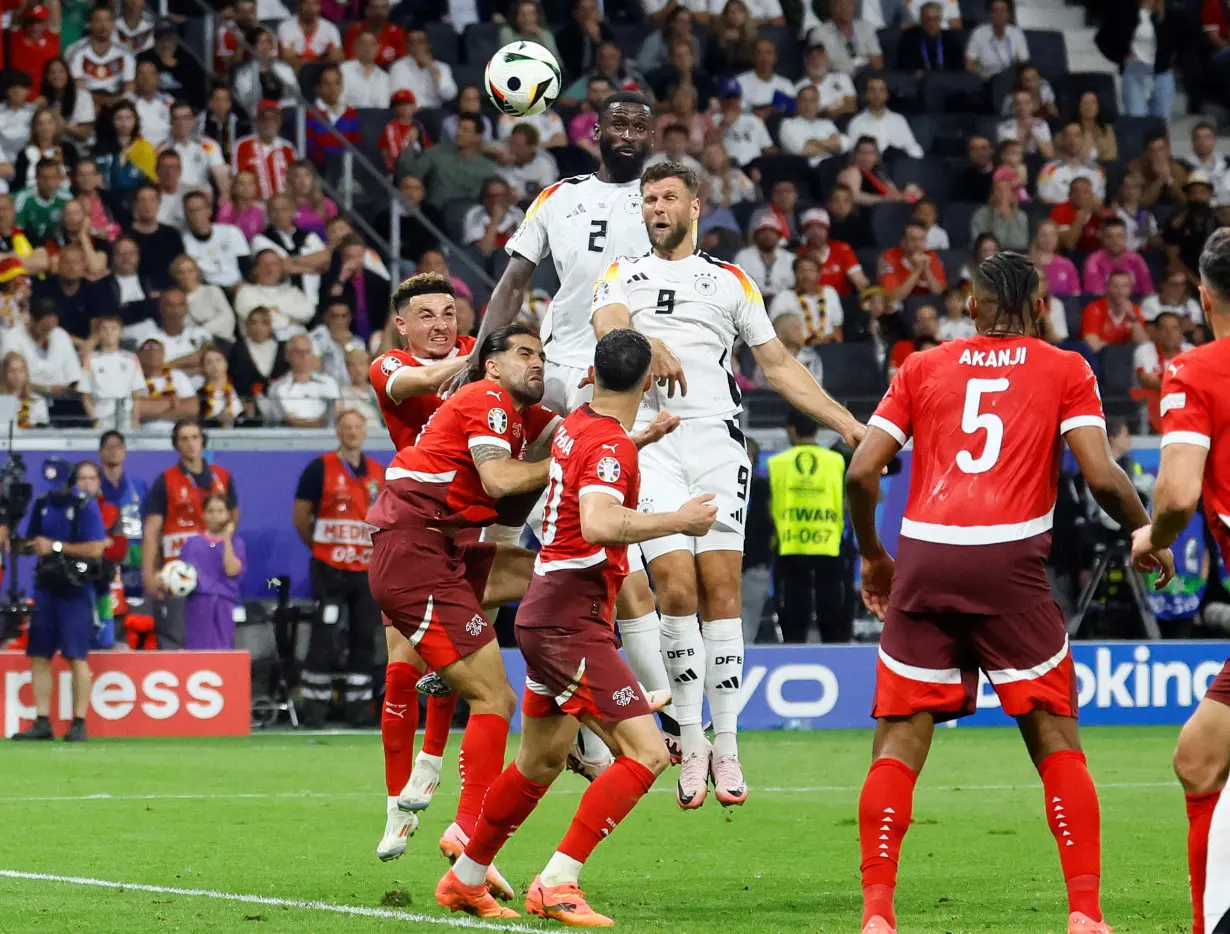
top-left (462, 177), bottom-right (525, 255)
top-left (250, 193), bottom-right (329, 306)
top-left (181, 191), bottom-right (250, 289)
top-left (388, 27), bottom-right (458, 110)
top-left (267, 333), bottom-right (339, 427)
top-left (714, 80), bottom-right (773, 166)
top-left (736, 38), bottom-right (796, 113)
top-left (498, 122), bottom-right (559, 202)
top-left (767, 255), bottom-right (844, 343)
top-left (0, 351), bottom-right (49, 428)
top-left (0, 73), bottom-right (35, 167)
top-left (794, 43), bottom-right (857, 118)
top-left (232, 28), bottom-right (299, 115)
top-left (81, 314), bottom-right (145, 428)
top-left (1037, 122), bottom-right (1108, 204)
top-left (234, 248), bottom-right (314, 336)
top-left (732, 213), bottom-right (796, 299)
top-left (701, 141), bottom-right (757, 205)
top-left (778, 85), bottom-right (847, 167)
top-left (133, 335), bottom-right (199, 429)
top-left (171, 254), bottom-right (236, 341)
top-left (338, 347), bottom-right (381, 432)
top-left (902, 0), bottom-right (961, 28)
top-left (340, 30), bottom-right (391, 109)
top-left (1186, 121), bottom-right (1230, 196)
top-left (1, 298), bottom-right (82, 398)
top-left (645, 124), bottom-right (704, 174)
top-left (808, 0), bottom-right (884, 74)
top-left (1140, 269), bottom-right (1205, 326)
top-left (70, 7), bottom-right (136, 109)
top-left (130, 60), bottom-right (171, 147)
top-left (154, 150), bottom-right (194, 231)
top-left (997, 89), bottom-right (1054, 158)
top-left (846, 75), bottom-right (924, 159)
top-left (161, 101), bottom-right (230, 201)
top-left (496, 108), bottom-right (567, 150)
top-left (115, 0), bottom-right (156, 53)
top-left (124, 289), bottom-right (213, 383)
top-left (309, 299), bottom-right (365, 386)
top-left (965, 0), bottom-right (1030, 78)
top-left (276, 0), bottom-right (341, 69)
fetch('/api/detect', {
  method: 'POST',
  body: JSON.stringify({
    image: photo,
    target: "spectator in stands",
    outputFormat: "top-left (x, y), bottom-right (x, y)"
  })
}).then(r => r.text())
top-left (277, 0), bottom-right (341, 69)
top-left (847, 76), bottom-right (923, 160)
top-left (912, 198), bottom-right (949, 250)
top-left (374, 174), bottom-right (441, 266)
top-left (697, 178), bottom-right (742, 253)
top-left (498, 0), bottom-right (562, 63)
top-left (888, 301), bottom-right (939, 374)
top-left (1038, 123), bottom-right (1107, 205)
top-left (768, 254), bottom-right (843, 343)
top-left (965, 0), bottom-right (1030, 78)
top-left (734, 212), bottom-right (796, 299)
top-left (970, 167), bottom-right (1031, 252)
top-left (639, 7), bottom-right (700, 76)
top-left (11, 6), bottom-right (60, 94)
top-left (70, 6), bottom-right (136, 113)
top-left (838, 136), bottom-right (907, 207)
top-left (902, 0), bottom-right (961, 28)
top-left (125, 288), bottom-right (212, 379)
top-left (234, 247), bottom-right (313, 335)
top-left (443, 86), bottom-right (495, 146)
top-left (1134, 308), bottom-right (1190, 430)
top-left (33, 244), bottom-right (94, 339)
top-left (764, 179), bottom-right (801, 240)
top-left (956, 230), bottom-right (997, 292)
top-left (463, 177), bottom-right (524, 256)
top-left (154, 150), bottom-right (191, 231)
top-left (713, 80), bottom-right (772, 167)
top-left (73, 160), bottom-right (120, 243)
top-left (268, 333), bottom-right (338, 428)
top-left (376, 90), bottom-right (429, 173)
top-left (81, 315), bottom-right (144, 428)
top-left (1072, 90), bottom-right (1117, 164)
top-left (1052, 176), bottom-right (1109, 253)
top-left (318, 232), bottom-right (390, 341)
top-left (116, 0), bottom-right (156, 54)
top-left (0, 204), bottom-right (39, 279)
top-left (14, 108), bottom-right (77, 196)
top-left (898, 1), bottom-right (965, 74)
top-left (953, 134), bottom-right (995, 205)
top-left (656, 85), bottom-right (714, 156)
top-left (705, 0), bottom-right (758, 76)
top-left (343, 0), bottom-right (404, 68)
top-left (938, 285), bottom-right (976, 341)
top-left (1132, 133), bottom-right (1190, 207)
top-left (1030, 218), bottom-right (1081, 296)
top-left (560, 42), bottom-right (648, 104)
top-left (199, 87), bottom-right (245, 165)
top-left (648, 39), bottom-right (714, 113)
top-left (1001, 63), bottom-right (1057, 120)
top-left (215, 0), bottom-right (260, 77)
top-left (16, 159), bottom-right (70, 247)
top-left (647, 124), bottom-right (703, 173)
top-left (1081, 269), bottom-right (1146, 351)
top-left (340, 30), bottom-right (391, 109)
top-left (1164, 170), bottom-right (1222, 289)
top-left (216, 170), bottom-right (267, 243)
top-left (163, 101), bottom-right (230, 201)
top-left (811, 0), bottom-right (883, 74)
top-left (880, 220), bottom-right (947, 305)
top-left (95, 100), bottom-right (157, 194)
top-left (172, 255), bottom-right (236, 341)
top-left (826, 182), bottom-right (872, 249)
top-left (1142, 269), bottom-right (1204, 340)
top-left (0, 351), bottom-right (49, 428)
top-left (768, 309), bottom-right (824, 384)
top-left (556, 0), bottom-right (612, 80)
top-left (1083, 216), bottom-right (1155, 295)
top-left (252, 192), bottom-right (330, 303)
top-left (287, 160), bottom-right (338, 237)
top-left (182, 191), bottom-right (250, 290)
top-left (778, 85), bottom-right (846, 169)
top-left (0, 72), bottom-right (35, 171)
top-left (94, 235), bottom-right (153, 323)
top-left (998, 90), bottom-right (1054, 159)
top-left (197, 344), bottom-right (243, 426)
top-left (309, 299), bottom-right (364, 386)
top-left (1098, 0), bottom-right (1178, 119)
top-left (735, 38), bottom-right (794, 116)
top-left (1187, 122), bottom-right (1230, 195)
top-left (2, 297), bottom-right (82, 401)
top-left (1033, 271), bottom-right (1068, 343)
top-left (500, 122), bottom-right (560, 202)
top-left (228, 304), bottom-right (287, 403)
top-left (306, 65), bottom-right (361, 166)
top-left (794, 43), bottom-right (856, 119)
top-left (340, 346), bottom-right (380, 429)
top-left (53, 199), bottom-right (109, 280)
top-left (701, 141), bottom-right (755, 205)
top-left (497, 102), bottom-right (568, 153)
top-left (139, 18), bottom-right (206, 111)
top-left (401, 113), bottom-right (499, 211)
top-left (133, 335), bottom-right (198, 428)
top-left (131, 61), bottom-right (171, 149)
top-left (232, 28), bottom-right (299, 116)
top-left (798, 207), bottom-right (869, 296)
top-left (125, 183), bottom-right (179, 287)
top-left (40, 57), bottom-right (95, 146)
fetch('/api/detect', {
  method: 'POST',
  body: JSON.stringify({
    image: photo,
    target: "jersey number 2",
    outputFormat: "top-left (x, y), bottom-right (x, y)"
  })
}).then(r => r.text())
top-left (588, 220), bottom-right (607, 253)
top-left (957, 378), bottom-right (1009, 474)
top-left (541, 459), bottom-right (564, 545)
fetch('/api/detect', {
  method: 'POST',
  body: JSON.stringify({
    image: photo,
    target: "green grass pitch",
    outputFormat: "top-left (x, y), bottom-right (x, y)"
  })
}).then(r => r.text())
top-left (0, 726), bottom-right (1192, 933)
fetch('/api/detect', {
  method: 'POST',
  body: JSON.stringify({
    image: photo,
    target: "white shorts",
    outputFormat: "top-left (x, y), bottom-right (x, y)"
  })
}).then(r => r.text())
top-left (636, 417), bottom-right (750, 564)
top-left (541, 361), bottom-right (593, 416)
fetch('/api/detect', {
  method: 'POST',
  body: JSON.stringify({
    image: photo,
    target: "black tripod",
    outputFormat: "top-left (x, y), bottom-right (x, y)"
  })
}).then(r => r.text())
top-left (250, 576), bottom-right (302, 728)
top-left (1067, 541), bottom-right (1161, 640)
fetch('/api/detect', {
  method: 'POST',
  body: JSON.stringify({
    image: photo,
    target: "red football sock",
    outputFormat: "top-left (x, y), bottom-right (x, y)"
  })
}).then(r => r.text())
top-left (1038, 750), bottom-right (1103, 922)
top-left (455, 712), bottom-right (508, 837)
top-left (858, 757), bottom-right (917, 928)
top-left (1187, 790), bottom-right (1220, 934)
top-left (381, 662), bottom-right (419, 796)
top-left (558, 757), bottom-right (656, 864)
top-left (464, 763), bottom-right (551, 866)
top-left (423, 692), bottom-right (457, 758)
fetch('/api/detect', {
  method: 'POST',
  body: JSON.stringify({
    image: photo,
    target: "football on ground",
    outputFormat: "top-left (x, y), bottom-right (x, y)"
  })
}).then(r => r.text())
top-left (0, 727), bottom-right (1189, 932)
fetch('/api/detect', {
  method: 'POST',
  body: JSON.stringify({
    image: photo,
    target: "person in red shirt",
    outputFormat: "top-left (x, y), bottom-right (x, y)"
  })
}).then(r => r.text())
top-left (1132, 310), bottom-right (1192, 432)
top-left (798, 207), bottom-right (869, 296)
top-left (1080, 269), bottom-right (1146, 351)
top-left (231, 100), bottom-right (296, 199)
top-left (878, 220), bottom-right (947, 306)
top-left (343, 0), bottom-right (406, 67)
top-left (1133, 226), bottom-right (1230, 934)
top-left (10, 5), bottom-right (58, 93)
top-left (435, 328), bottom-right (715, 924)
top-left (378, 89), bottom-right (429, 172)
top-left (849, 250), bottom-right (1171, 934)
top-left (1051, 176), bottom-right (1110, 253)
top-left (214, 0), bottom-right (259, 75)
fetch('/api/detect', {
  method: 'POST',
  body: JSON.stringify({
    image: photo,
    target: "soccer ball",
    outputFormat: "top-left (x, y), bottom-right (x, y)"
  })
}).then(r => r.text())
top-left (484, 41), bottom-right (561, 117)
top-left (161, 559), bottom-right (198, 598)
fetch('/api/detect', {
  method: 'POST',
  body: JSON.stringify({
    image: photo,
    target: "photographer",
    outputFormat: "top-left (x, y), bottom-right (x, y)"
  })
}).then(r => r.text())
top-left (11, 459), bottom-right (106, 742)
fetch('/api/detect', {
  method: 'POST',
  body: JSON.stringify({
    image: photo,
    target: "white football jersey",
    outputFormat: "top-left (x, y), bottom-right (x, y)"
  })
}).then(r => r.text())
top-left (592, 250), bottom-right (776, 423)
top-left (505, 174), bottom-right (650, 369)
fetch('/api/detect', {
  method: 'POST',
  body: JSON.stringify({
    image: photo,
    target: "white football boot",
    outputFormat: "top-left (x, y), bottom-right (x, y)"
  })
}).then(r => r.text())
top-left (398, 750), bottom-right (444, 812)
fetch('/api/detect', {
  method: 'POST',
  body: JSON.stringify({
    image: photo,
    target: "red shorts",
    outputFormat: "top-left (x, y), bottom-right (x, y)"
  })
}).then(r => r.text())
top-left (873, 600), bottom-right (1077, 722)
top-left (369, 527), bottom-right (497, 670)
top-left (517, 622), bottom-right (651, 724)
top-left (1206, 660), bottom-right (1230, 707)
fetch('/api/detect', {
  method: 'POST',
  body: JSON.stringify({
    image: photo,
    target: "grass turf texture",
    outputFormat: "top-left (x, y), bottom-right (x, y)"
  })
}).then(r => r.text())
top-left (0, 726), bottom-right (1190, 933)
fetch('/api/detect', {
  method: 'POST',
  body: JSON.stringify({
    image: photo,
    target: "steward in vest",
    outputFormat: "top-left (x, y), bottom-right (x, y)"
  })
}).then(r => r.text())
top-left (292, 409), bottom-right (386, 728)
top-left (768, 410), bottom-right (853, 643)
top-left (143, 419), bottom-right (239, 649)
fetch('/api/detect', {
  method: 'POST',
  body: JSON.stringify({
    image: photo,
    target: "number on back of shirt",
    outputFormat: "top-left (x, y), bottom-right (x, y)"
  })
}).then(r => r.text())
top-left (587, 220), bottom-right (607, 253)
top-left (957, 378), bottom-right (1009, 474)
top-left (541, 459), bottom-right (565, 545)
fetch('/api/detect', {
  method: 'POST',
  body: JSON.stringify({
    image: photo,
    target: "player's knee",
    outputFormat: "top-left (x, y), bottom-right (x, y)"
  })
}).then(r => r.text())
top-left (1173, 730), bottom-right (1229, 794)
top-left (655, 579), bottom-right (696, 617)
top-left (465, 678), bottom-right (518, 721)
top-left (628, 740), bottom-right (669, 777)
top-left (700, 594), bottom-right (741, 625)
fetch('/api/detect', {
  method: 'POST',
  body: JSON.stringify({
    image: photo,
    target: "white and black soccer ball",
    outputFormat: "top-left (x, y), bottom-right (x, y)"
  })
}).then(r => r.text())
top-left (484, 41), bottom-right (561, 117)
top-left (161, 559), bottom-right (198, 598)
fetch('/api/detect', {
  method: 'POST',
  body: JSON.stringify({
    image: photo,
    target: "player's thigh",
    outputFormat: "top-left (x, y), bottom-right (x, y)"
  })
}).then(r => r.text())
top-left (636, 431), bottom-right (693, 566)
top-left (473, 542), bottom-right (536, 607)
top-left (439, 638), bottom-right (515, 714)
top-left (542, 362), bottom-right (591, 415)
top-left (597, 712), bottom-right (670, 775)
top-left (515, 695), bottom-right (578, 785)
top-left (695, 548), bottom-right (744, 622)
top-left (686, 419), bottom-right (752, 539)
top-left (615, 561), bottom-right (655, 619)
top-left (973, 601), bottom-right (1077, 721)
top-left (1175, 672), bottom-right (1230, 793)
top-left (647, 548), bottom-right (699, 617)
top-left (384, 622), bottom-right (427, 671)
top-left (874, 608), bottom-right (979, 721)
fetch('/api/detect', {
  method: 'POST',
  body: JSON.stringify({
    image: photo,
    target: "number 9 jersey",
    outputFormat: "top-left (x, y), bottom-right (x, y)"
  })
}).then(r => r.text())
top-left (870, 335), bottom-right (1104, 616)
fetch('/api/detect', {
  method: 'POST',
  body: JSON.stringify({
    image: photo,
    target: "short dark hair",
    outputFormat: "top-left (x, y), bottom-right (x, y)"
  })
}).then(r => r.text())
top-left (3, 71), bottom-right (32, 91)
top-left (641, 160), bottom-right (700, 193)
top-left (456, 113), bottom-right (484, 135)
top-left (35, 157), bottom-right (59, 175)
top-left (510, 122), bottom-right (539, 146)
top-left (202, 492), bottom-right (230, 512)
top-left (1102, 216), bottom-right (1127, 232)
top-left (391, 271), bottom-right (455, 316)
top-left (1200, 227), bottom-right (1230, 298)
top-left (663, 123), bottom-right (688, 138)
top-left (170, 99), bottom-right (193, 117)
top-left (30, 297), bottom-right (58, 321)
top-left (599, 90), bottom-right (651, 118)
top-left (787, 408), bottom-right (819, 438)
top-left (183, 190), bottom-right (209, 210)
top-left (158, 148), bottom-right (182, 165)
top-left (904, 220), bottom-right (928, 235)
top-left (99, 429), bottom-right (125, 449)
top-left (478, 324), bottom-right (539, 367)
top-left (1144, 131), bottom-right (1168, 148)
top-left (854, 135), bottom-right (879, 150)
top-left (172, 419), bottom-right (202, 447)
top-left (1194, 121), bottom-right (1217, 136)
top-left (593, 329), bottom-right (651, 392)
top-left (316, 63), bottom-right (341, 83)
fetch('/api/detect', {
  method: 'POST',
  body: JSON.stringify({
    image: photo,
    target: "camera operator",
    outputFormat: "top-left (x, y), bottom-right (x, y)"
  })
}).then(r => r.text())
top-left (10, 458), bottom-right (106, 742)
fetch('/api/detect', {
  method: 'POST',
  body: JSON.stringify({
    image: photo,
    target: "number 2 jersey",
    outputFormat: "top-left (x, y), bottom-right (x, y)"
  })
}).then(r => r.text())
top-left (591, 250), bottom-right (777, 424)
top-left (369, 335), bottom-right (477, 450)
top-left (520, 404), bottom-right (641, 631)
top-left (506, 174), bottom-right (650, 370)
top-left (870, 335), bottom-right (1105, 615)
top-left (1160, 339), bottom-right (1230, 562)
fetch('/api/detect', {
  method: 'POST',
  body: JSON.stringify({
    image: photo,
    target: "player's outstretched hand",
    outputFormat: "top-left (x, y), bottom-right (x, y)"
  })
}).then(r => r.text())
top-left (632, 411), bottom-right (681, 448)
top-left (674, 493), bottom-right (718, 536)
top-left (648, 338), bottom-right (687, 397)
top-left (860, 553), bottom-right (894, 621)
top-left (440, 358), bottom-right (482, 399)
top-left (1131, 525), bottom-right (1176, 588)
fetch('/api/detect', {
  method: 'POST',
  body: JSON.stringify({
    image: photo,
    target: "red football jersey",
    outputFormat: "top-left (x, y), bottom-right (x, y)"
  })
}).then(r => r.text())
top-left (528, 405), bottom-right (640, 628)
top-left (367, 378), bottom-right (556, 530)
top-left (370, 335), bottom-right (477, 450)
top-left (872, 335), bottom-right (1105, 544)
top-left (1160, 340), bottom-right (1230, 561)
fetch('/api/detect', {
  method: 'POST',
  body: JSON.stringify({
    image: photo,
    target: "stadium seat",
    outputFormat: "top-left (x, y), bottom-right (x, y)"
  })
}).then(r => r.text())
top-left (958, 0), bottom-right (988, 27)
top-left (610, 22), bottom-right (653, 62)
top-left (1023, 29), bottom-right (1068, 78)
top-left (856, 247), bottom-right (883, 278)
top-left (1062, 295), bottom-right (1087, 338)
top-left (927, 112), bottom-right (981, 158)
top-left (921, 72), bottom-right (989, 114)
top-left (941, 201), bottom-right (982, 249)
top-left (1098, 343), bottom-right (1138, 397)
top-left (463, 22), bottom-right (502, 66)
top-left (732, 200), bottom-right (759, 235)
top-left (442, 198), bottom-right (476, 243)
top-left (813, 156), bottom-right (846, 198)
top-left (899, 112), bottom-right (934, 151)
top-left (817, 343), bottom-right (885, 399)
top-left (1114, 116), bottom-right (1167, 162)
top-left (891, 155), bottom-right (951, 202)
top-left (759, 25), bottom-right (802, 81)
top-left (1054, 72), bottom-right (1118, 123)
top-left (298, 62), bottom-right (328, 97)
top-left (754, 153), bottom-right (813, 194)
top-left (877, 28), bottom-right (901, 73)
top-left (453, 64), bottom-right (486, 94)
top-left (870, 202), bottom-right (917, 248)
top-left (938, 249), bottom-right (968, 284)
top-left (414, 107), bottom-right (446, 144)
top-left (988, 68), bottom-right (1017, 115)
top-left (279, 107), bottom-right (301, 147)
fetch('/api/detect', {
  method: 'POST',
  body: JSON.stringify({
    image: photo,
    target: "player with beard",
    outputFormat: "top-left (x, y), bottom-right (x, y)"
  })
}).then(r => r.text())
top-left (369, 272), bottom-right (477, 863)
top-left (445, 91), bottom-right (681, 781)
top-left (592, 162), bottom-right (865, 809)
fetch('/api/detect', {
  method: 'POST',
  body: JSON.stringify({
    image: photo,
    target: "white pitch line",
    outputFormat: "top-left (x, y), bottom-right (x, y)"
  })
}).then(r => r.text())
top-left (0, 870), bottom-right (540, 932)
top-left (0, 780), bottom-right (1179, 805)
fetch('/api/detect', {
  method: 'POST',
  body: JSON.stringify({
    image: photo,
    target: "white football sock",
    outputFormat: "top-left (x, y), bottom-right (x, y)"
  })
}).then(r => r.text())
top-left (453, 854), bottom-right (488, 887)
top-left (540, 851), bottom-right (584, 888)
top-left (702, 617), bottom-right (743, 759)
top-left (618, 612), bottom-right (677, 720)
top-left (660, 613), bottom-right (706, 754)
top-left (1207, 784), bottom-right (1230, 931)
top-left (386, 795), bottom-right (400, 812)
top-left (577, 724), bottom-right (613, 766)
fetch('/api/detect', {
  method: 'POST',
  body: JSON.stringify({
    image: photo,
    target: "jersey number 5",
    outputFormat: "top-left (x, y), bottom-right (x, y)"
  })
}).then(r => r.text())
top-left (957, 378), bottom-right (1009, 474)
top-left (588, 220), bottom-right (607, 253)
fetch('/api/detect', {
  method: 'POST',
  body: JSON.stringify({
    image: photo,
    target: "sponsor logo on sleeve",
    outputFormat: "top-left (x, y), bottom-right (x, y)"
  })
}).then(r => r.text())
top-left (1161, 392), bottom-right (1187, 416)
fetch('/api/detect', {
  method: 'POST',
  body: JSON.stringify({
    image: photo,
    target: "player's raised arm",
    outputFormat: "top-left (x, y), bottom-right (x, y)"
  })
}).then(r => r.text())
top-left (380, 355), bottom-right (471, 404)
top-left (751, 338), bottom-right (864, 447)
top-left (471, 442), bottom-right (551, 498)
top-left (580, 490), bottom-right (717, 545)
top-left (444, 254), bottom-right (537, 397)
